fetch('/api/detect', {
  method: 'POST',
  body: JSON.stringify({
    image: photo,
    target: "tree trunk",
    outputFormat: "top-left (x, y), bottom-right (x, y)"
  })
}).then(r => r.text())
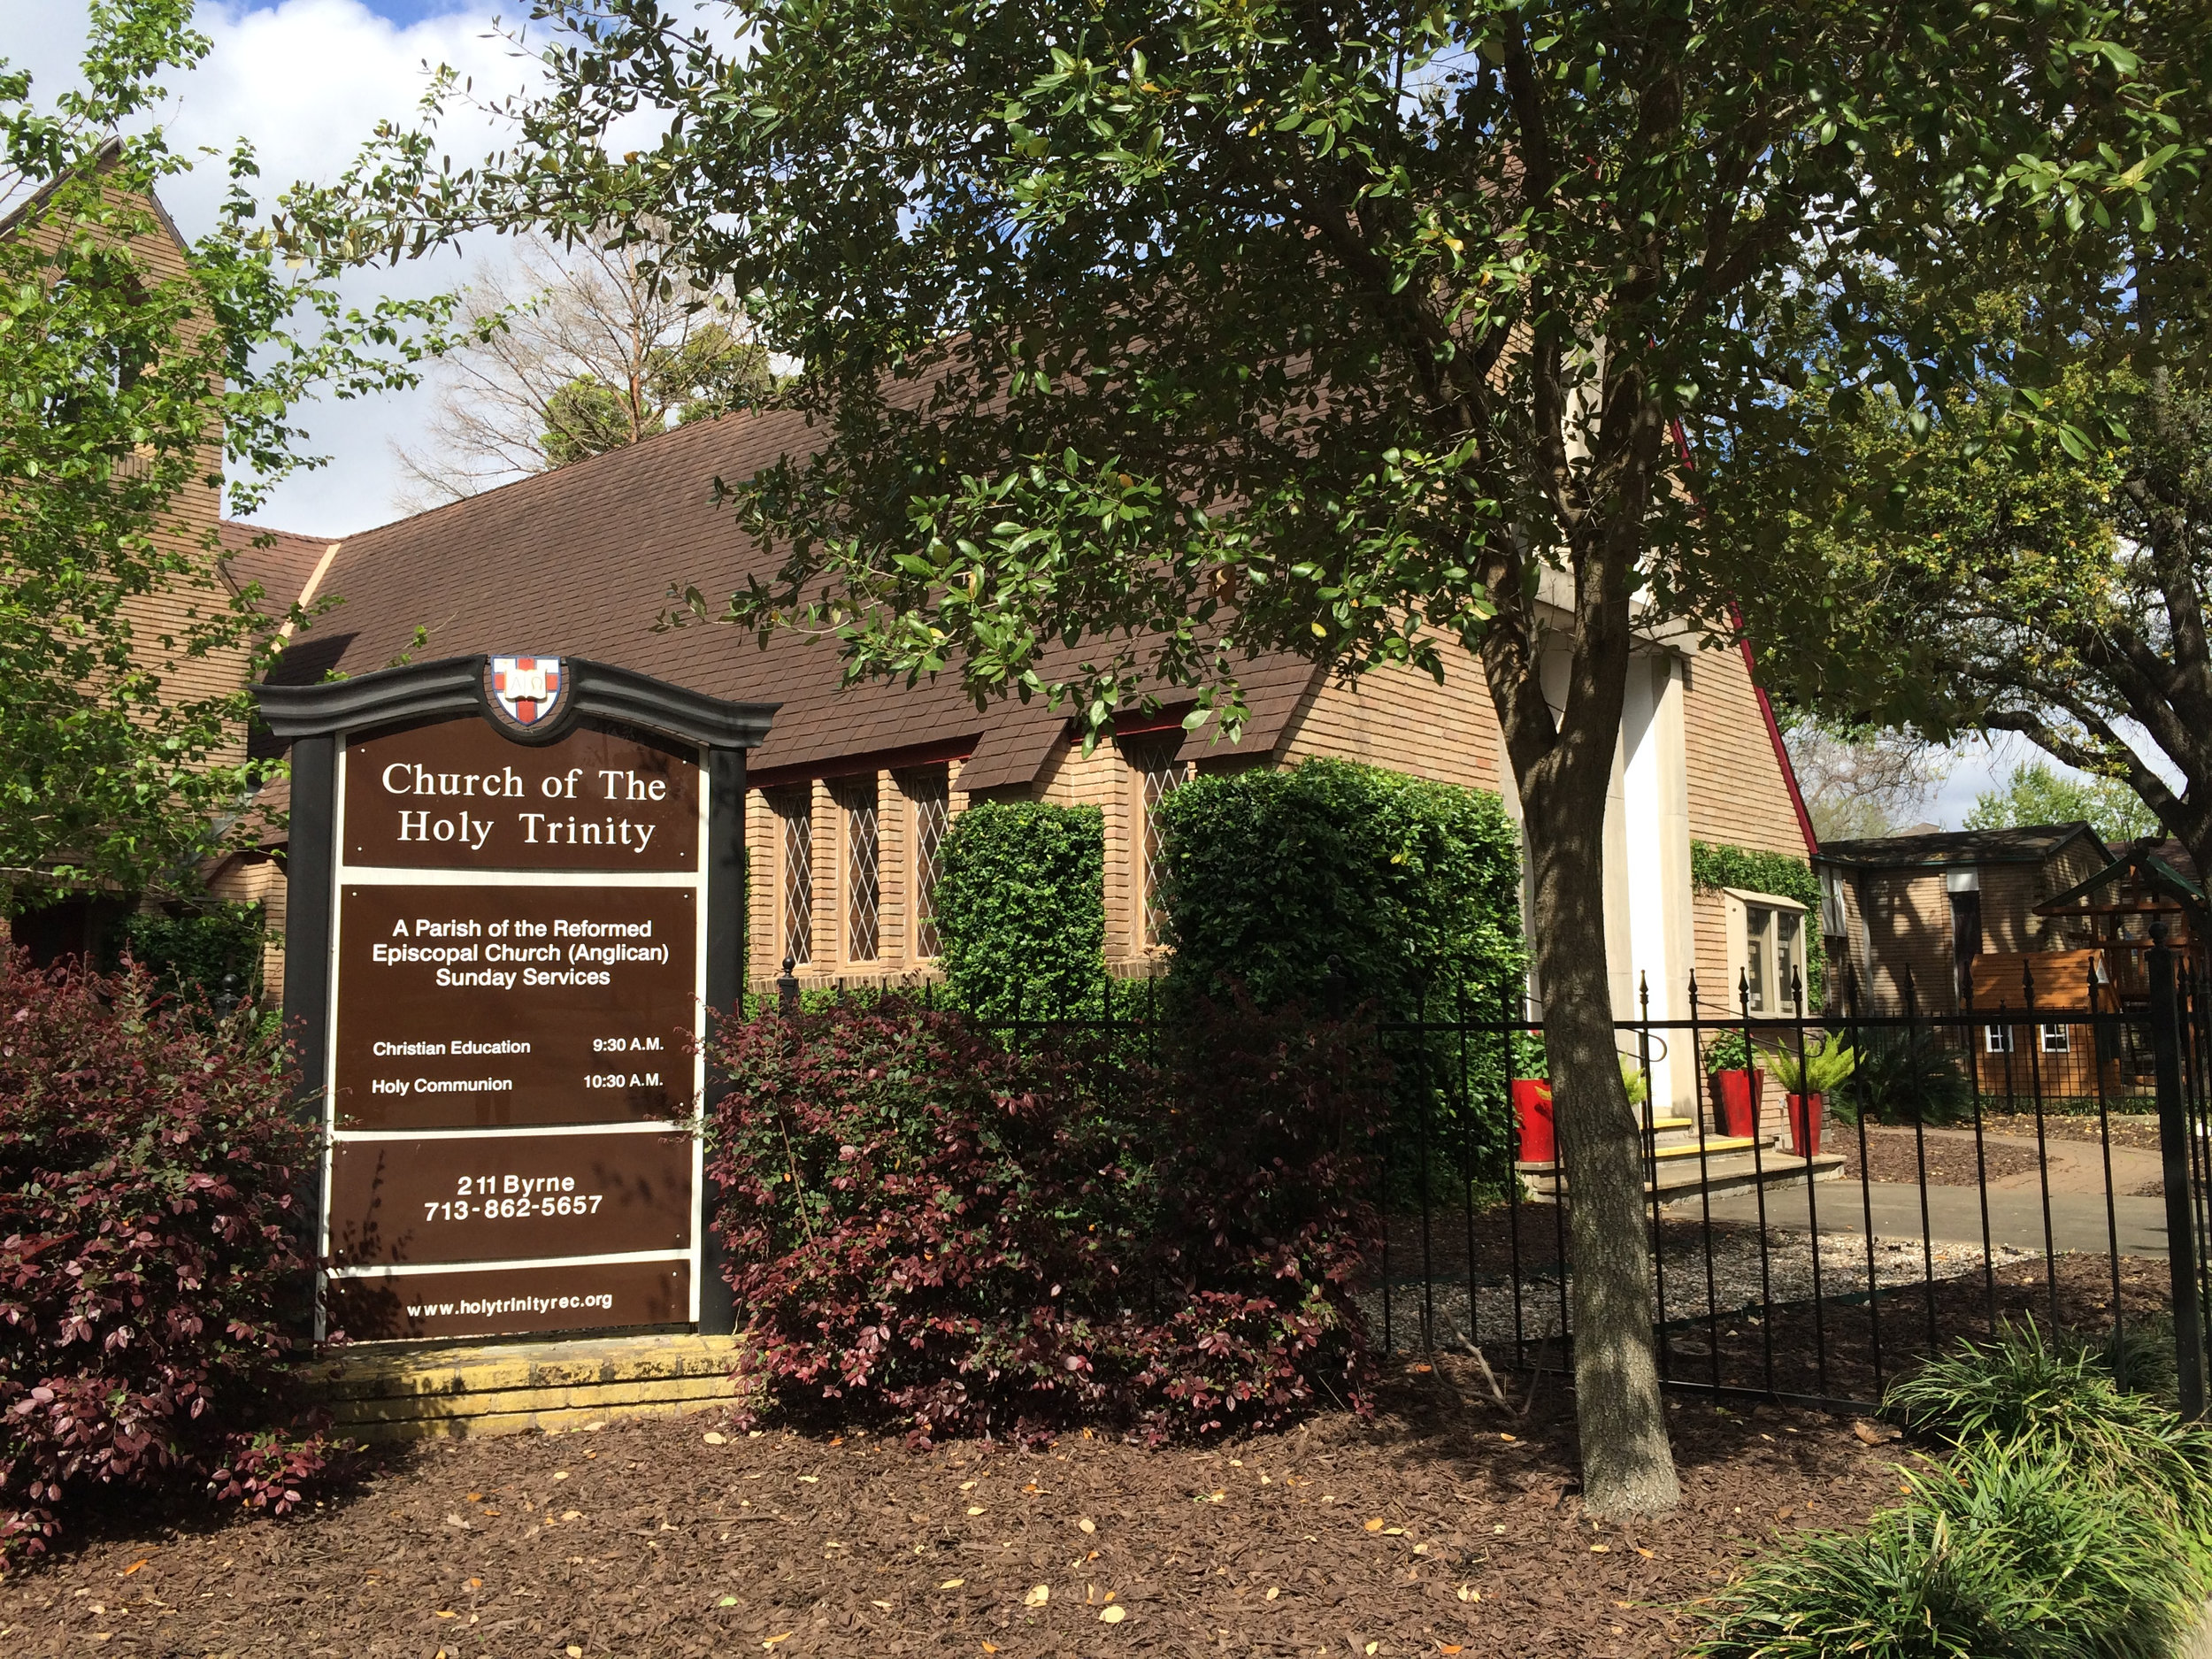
top-left (1518, 740), bottom-right (1683, 1517)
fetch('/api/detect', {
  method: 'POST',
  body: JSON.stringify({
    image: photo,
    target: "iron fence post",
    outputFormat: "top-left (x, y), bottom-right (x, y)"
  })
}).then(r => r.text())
top-left (2151, 929), bottom-right (2206, 1418)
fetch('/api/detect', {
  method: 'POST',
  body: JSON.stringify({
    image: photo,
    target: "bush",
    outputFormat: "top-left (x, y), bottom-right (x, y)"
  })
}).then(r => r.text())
top-left (1703, 1030), bottom-right (1755, 1073)
top-left (0, 953), bottom-right (331, 1558)
top-left (932, 801), bottom-right (1105, 1023)
top-left (1153, 758), bottom-right (1523, 1017)
top-left (705, 996), bottom-right (1384, 1444)
top-left (1694, 1442), bottom-right (2208, 1659)
top-left (1837, 1027), bottom-right (1975, 1126)
top-left (109, 900), bottom-right (266, 1007)
top-left (1697, 1319), bottom-right (2212, 1659)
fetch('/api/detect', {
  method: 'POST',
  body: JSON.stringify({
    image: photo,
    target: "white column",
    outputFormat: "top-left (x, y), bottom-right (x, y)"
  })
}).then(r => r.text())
top-left (1619, 654), bottom-right (1691, 1115)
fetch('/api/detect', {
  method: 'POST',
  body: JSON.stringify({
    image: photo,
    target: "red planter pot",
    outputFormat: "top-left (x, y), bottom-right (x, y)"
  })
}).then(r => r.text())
top-left (1786, 1091), bottom-right (1824, 1157)
top-left (1513, 1079), bottom-right (1555, 1164)
top-left (1709, 1068), bottom-right (1763, 1139)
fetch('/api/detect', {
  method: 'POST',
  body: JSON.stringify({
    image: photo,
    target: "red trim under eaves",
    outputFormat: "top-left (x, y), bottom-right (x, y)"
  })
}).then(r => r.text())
top-left (1669, 418), bottom-right (1820, 858)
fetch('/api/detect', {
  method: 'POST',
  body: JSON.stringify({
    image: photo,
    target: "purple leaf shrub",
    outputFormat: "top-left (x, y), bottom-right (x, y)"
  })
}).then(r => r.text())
top-left (0, 953), bottom-right (333, 1557)
top-left (706, 996), bottom-right (1384, 1445)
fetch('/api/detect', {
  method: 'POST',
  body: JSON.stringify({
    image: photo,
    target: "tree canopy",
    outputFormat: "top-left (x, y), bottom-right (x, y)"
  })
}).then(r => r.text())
top-left (1966, 758), bottom-right (2161, 842)
top-left (396, 228), bottom-right (775, 505)
top-left (0, 0), bottom-right (456, 908)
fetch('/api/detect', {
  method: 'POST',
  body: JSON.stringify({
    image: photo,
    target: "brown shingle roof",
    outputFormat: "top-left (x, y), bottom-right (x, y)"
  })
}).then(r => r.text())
top-left (273, 408), bottom-right (1321, 785)
top-left (219, 521), bottom-right (334, 618)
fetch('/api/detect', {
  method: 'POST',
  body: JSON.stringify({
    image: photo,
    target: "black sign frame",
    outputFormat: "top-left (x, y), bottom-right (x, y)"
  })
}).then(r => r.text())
top-left (257, 655), bottom-right (777, 1338)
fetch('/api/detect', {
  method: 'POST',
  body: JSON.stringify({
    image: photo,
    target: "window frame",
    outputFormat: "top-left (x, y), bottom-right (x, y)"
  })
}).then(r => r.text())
top-left (773, 787), bottom-right (813, 967)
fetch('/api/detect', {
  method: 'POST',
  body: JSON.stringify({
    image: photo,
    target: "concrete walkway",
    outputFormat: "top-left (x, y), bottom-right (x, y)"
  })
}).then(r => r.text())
top-left (1689, 1128), bottom-right (2179, 1257)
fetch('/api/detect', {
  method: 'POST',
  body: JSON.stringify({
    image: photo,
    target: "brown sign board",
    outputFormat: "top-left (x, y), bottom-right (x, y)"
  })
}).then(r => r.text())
top-left (326, 1259), bottom-right (690, 1342)
top-left (326, 1130), bottom-right (694, 1267)
top-left (331, 882), bottom-right (696, 1128)
top-left (255, 654), bottom-right (772, 1347)
top-left (343, 718), bottom-right (700, 872)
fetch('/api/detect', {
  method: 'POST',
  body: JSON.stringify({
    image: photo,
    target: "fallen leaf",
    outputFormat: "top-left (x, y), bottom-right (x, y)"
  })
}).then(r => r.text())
top-left (1366, 1645), bottom-right (1379, 1655)
top-left (718, 1595), bottom-right (739, 1607)
top-left (444, 1513), bottom-right (471, 1530)
top-left (940, 1578), bottom-right (965, 1590)
top-left (562, 1510), bottom-right (581, 1521)
top-left (566, 1647), bottom-right (584, 1658)
top-left (1457, 1586), bottom-right (1480, 1603)
top-left (1364, 1517), bottom-right (1385, 1532)
top-left (1098, 1605), bottom-right (1127, 1624)
top-left (1384, 1527), bottom-right (1405, 1536)
top-left (1590, 1543), bottom-right (1609, 1553)
top-left (1500, 1433), bottom-right (1517, 1442)
top-left (1264, 1587), bottom-right (1279, 1601)
top-left (982, 1645), bottom-right (999, 1654)
top-left (1635, 1547), bottom-right (1654, 1559)
top-left (553, 1471), bottom-right (569, 1481)
top-left (466, 1492), bottom-right (482, 1502)
top-left (1079, 1517), bottom-right (1096, 1533)
top-left (1852, 1420), bottom-right (1896, 1446)
top-left (967, 1505), bottom-right (987, 1516)
top-left (704, 1432), bottom-right (727, 1446)
top-left (1410, 1363), bottom-right (1432, 1372)
top-left (872, 1600), bottom-right (893, 1610)
top-left (1203, 1491), bottom-right (1225, 1503)
top-left (119, 1562), bottom-right (146, 1577)
top-left (1025, 1585), bottom-right (1050, 1607)
top-left (763, 1634), bottom-right (793, 1649)
top-left (466, 1578), bottom-right (481, 1589)
top-left (435, 1610), bottom-right (458, 1619)
top-left (1442, 1647), bottom-right (1464, 1655)
top-left (799, 1475), bottom-right (820, 1485)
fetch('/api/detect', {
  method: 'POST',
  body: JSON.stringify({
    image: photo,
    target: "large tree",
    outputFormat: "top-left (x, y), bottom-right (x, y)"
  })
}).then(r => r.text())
top-left (0, 0), bottom-right (455, 909)
top-left (395, 227), bottom-right (774, 506)
top-left (1725, 357), bottom-right (2212, 893)
top-left (301, 0), bottom-right (2178, 1511)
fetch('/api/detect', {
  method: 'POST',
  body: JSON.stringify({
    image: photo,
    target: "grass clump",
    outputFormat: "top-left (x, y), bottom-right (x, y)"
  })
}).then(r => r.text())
top-left (1691, 1319), bottom-right (2212, 1659)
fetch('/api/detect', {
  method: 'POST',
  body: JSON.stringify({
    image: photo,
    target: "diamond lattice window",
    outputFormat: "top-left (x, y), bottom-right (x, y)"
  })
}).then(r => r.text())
top-left (910, 770), bottom-right (949, 958)
top-left (1133, 741), bottom-right (1187, 947)
top-left (780, 794), bottom-right (813, 966)
top-left (843, 780), bottom-right (880, 963)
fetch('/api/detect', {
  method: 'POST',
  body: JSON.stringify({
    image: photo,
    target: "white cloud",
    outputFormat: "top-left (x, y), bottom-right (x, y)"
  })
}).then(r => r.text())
top-left (17, 0), bottom-right (549, 534)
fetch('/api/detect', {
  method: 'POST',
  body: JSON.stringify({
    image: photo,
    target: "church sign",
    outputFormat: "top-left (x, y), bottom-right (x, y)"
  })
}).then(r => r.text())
top-left (257, 656), bottom-right (775, 1342)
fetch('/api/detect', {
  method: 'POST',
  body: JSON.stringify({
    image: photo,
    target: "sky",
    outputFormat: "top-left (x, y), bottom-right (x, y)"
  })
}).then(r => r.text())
top-left (0, 0), bottom-right (2116, 828)
top-left (9, 0), bottom-right (542, 536)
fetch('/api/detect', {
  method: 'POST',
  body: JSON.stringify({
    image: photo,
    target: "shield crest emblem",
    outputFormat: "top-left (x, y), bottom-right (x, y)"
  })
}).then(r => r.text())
top-left (486, 654), bottom-right (566, 733)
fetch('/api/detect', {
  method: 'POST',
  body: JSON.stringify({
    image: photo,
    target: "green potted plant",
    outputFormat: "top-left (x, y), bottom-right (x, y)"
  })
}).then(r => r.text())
top-left (1511, 1032), bottom-right (1552, 1164)
top-left (1767, 1037), bottom-right (1858, 1156)
top-left (1705, 1029), bottom-right (1762, 1139)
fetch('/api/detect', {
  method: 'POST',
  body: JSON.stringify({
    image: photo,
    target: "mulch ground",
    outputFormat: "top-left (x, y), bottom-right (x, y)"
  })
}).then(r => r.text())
top-left (0, 1362), bottom-right (1915, 1659)
top-left (1833, 1126), bottom-right (2041, 1187)
top-left (1981, 1110), bottom-right (2164, 1153)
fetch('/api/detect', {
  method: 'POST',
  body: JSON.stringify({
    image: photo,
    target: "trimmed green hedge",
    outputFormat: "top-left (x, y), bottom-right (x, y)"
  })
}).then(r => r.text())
top-left (108, 901), bottom-right (265, 1006)
top-left (933, 801), bottom-right (1105, 1023)
top-left (1154, 758), bottom-right (1525, 1016)
top-left (1691, 840), bottom-right (1826, 1007)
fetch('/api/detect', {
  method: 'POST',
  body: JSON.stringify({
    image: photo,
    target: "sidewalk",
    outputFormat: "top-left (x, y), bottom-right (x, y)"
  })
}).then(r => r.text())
top-left (1689, 1127), bottom-right (2177, 1257)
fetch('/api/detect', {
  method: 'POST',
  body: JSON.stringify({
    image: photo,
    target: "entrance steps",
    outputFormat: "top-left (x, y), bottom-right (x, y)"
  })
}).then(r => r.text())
top-left (301, 1333), bottom-right (743, 1444)
top-left (1517, 1115), bottom-right (1844, 1203)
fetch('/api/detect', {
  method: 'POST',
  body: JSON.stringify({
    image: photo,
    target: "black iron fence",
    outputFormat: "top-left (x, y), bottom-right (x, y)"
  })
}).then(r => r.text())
top-left (1370, 940), bottom-right (2212, 1416)
top-left (765, 943), bottom-right (2212, 1417)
